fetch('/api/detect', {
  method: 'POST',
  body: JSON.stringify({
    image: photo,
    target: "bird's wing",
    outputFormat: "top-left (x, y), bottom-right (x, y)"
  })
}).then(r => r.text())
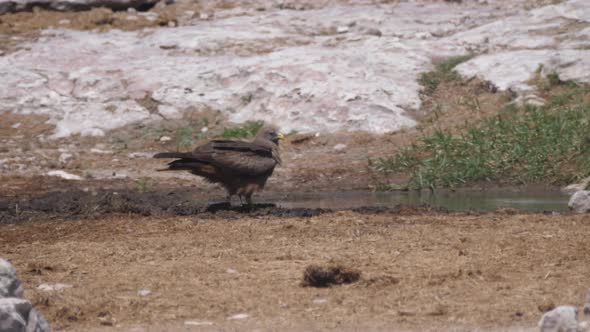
top-left (186, 140), bottom-right (278, 175)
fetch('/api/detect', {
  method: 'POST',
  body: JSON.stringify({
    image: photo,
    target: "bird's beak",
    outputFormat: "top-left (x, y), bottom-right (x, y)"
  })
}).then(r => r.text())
top-left (277, 133), bottom-right (285, 140)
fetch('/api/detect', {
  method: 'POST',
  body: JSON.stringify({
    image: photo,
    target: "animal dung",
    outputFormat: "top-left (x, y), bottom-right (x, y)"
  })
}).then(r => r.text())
top-left (301, 264), bottom-right (361, 288)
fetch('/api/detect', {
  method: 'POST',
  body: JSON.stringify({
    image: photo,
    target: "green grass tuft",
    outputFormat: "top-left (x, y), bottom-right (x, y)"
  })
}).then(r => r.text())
top-left (419, 55), bottom-right (474, 94)
top-left (175, 127), bottom-right (194, 149)
top-left (376, 84), bottom-right (590, 190)
top-left (219, 121), bottom-right (264, 139)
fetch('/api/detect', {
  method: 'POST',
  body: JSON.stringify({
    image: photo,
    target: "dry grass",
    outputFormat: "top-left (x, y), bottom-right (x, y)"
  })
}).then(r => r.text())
top-left (1, 210), bottom-right (590, 331)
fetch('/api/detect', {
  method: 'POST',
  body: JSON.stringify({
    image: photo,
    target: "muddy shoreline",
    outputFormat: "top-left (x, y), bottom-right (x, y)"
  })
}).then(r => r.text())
top-left (1, 182), bottom-right (572, 225)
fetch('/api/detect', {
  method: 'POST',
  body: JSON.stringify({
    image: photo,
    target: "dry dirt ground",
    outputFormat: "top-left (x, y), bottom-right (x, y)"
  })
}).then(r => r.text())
top-left (1, 1), bottom-right (584, 331)
top-left (2, 208), bottom-right (589, 331)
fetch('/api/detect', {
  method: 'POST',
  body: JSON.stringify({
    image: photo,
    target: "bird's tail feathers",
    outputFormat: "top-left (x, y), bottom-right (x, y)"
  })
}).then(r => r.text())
top-left (158, 159), bottom-right (208, 172)
top-left (153, 152), bottom-right (193, 159)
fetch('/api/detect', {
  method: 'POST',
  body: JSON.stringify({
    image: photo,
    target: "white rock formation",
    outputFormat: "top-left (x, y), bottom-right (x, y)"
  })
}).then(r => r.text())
top-left (0, 258), bottom-right (50, 332)
top-left (0, 0), bottom-right (589, 139)
top-left (569, 191), bottom-right (590, 213)
top-left (539, 306), bottom-right (579, 332)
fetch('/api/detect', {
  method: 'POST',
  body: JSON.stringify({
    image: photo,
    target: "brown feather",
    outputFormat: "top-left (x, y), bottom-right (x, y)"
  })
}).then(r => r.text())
top-left (154, 126), bottom-right (282, 203)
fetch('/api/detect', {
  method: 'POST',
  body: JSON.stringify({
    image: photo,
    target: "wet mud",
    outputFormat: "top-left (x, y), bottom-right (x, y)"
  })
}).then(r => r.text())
top-left (0, 188), bottom-right (458, 224)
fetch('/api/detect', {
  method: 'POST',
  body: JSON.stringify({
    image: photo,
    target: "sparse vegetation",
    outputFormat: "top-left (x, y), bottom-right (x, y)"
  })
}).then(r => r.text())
top-left (419, 55), bottom-right (474, 94)
top-left (376, 81), bottom-right (590, 190)
top-left (219, 121), bottom-right (264, 139)
top-left (135, 178), bottom-right (152, 193)
top-left (175, 126), bottom-right (194, 149)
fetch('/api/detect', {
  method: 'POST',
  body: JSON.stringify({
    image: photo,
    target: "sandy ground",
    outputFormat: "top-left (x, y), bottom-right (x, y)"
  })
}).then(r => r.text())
top-left (2, 208), bottom-right (589, 331)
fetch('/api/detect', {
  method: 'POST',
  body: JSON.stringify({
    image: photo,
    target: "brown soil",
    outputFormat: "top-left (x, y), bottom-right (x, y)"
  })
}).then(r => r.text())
top-left (2, 208), bottom-right (589, 331)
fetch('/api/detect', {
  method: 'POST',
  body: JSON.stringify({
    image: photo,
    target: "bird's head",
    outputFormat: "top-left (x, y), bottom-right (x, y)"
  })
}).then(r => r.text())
top-left (256, 126), bottom-right (284, 145)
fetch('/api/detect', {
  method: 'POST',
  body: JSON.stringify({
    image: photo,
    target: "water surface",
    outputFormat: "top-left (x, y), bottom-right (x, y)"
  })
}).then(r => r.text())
top-left (272, 190), bottom-right (570, 212)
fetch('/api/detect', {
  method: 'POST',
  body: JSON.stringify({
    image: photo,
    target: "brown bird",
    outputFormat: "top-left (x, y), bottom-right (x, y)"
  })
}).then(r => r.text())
top-left (154, 127), bottom-right (284, 206)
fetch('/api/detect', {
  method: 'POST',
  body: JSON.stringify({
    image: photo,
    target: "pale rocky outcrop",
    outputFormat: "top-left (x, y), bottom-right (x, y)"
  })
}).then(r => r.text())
top-left (1, 0), bottom-right (589, 140)
top-left (0, 259), bottom-right (50, 332)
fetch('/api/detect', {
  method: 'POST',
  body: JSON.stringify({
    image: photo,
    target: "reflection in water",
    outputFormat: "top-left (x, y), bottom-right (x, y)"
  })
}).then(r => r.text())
top-left (272, 190), bottom-right (570, 212)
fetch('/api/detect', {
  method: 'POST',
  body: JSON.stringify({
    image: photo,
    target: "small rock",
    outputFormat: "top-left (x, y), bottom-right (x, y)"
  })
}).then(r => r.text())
top-left (126, 15), bottom-right (138, 21)
top-left (59, 152), bottom-right (74, 164)
top-left (0, 259), bottom-right (50, 332)
top-left (227, 313), bottom-right (249, 320)
top-left (415, 32), bottom-right (431, 39)
top-left (90, 148), bottom-right (114, 154)
top-left (10, 123), bottom-right (21, 129)
top-left (333, 143), bottom-right (347, 152)
top-left (159, 136), bottom-right (172, 142)
top-left (201, 127), bottom-right (209, 133)
top-left (568, 191), bottom-right (590, 213)
top-left (0, 259), bottom-right (24, 298)
top-left (47, 170), bottom-right (82, 180)
top-left (137, 289), bottom-right (151, 297)
top-left (336, 26), bottom-right (349, 34)
top-left (226, 268), bottom-right (238, 274)
top-left (0, 298), bottom-right (32, 331)
top-left (37, 283), bottom-right (72, 292)
top-left (127, 7), bottom-right (136, 12)
top-left (199, 13), bottom-right (209, 20)
top-left (364, 28), bottom-right (382, 37)
top-left (159, 44), bottom-right (178, 50)
top-left (562, 177), bottom-right (590, 195)
top-left (521, 94), bottom-right (546, 107)
top-left (538, 305), bottom-right (578, 332)
top-left (312, 298), bottom-right (328, 304)
top-left (168, 21), bottom-right (176, 27)
top-left (183, 10), bottom-right (195, 17)
top-left (184, 320), bottom-right (213, 326)
top-left (128, 152), bottom-right (154, 159)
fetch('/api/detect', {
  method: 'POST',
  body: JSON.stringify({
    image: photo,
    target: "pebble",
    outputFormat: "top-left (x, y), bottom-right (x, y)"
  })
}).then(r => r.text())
top-left (128, 152), bottom-right (154, 159)
top-left (90, 148), bottom-right (114, 154)
top-left (37, 283), bottom-right (73, 292)
top-left (11, 122), bottom-right (21, 129)
top-left (227, 313), bottom-right (249, 320)
top-left (184, 320), bottom-right (213, 326)
top-left (336, 26), bottom-right (349, 34)
top-left (159, 136), bottom-right (172, 142)
top-left (201, 127), bottom-right (209, 133)
top-left (59, 152), bottom-right (74, 163)
top-left (138, 289), bottom-right (151, 297)
top-left (333, 143), bottom-right (347, 152)
top-left (365, 28), bottom-right (382, 37)
top-left (46, 170), bottom-right (82, 180)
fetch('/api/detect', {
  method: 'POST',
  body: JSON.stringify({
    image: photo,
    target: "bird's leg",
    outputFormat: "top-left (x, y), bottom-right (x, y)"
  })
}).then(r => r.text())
top-left (238, 195), bottom-right (244, 205)
top-left (226, 194), bottom-right (232, 205)
top-left (245, 195), bottom-right (253, 209)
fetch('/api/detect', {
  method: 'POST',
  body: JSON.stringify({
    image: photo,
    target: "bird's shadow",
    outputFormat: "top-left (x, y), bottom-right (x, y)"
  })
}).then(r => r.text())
top-left (204, 202), bottom-right (277, 213)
